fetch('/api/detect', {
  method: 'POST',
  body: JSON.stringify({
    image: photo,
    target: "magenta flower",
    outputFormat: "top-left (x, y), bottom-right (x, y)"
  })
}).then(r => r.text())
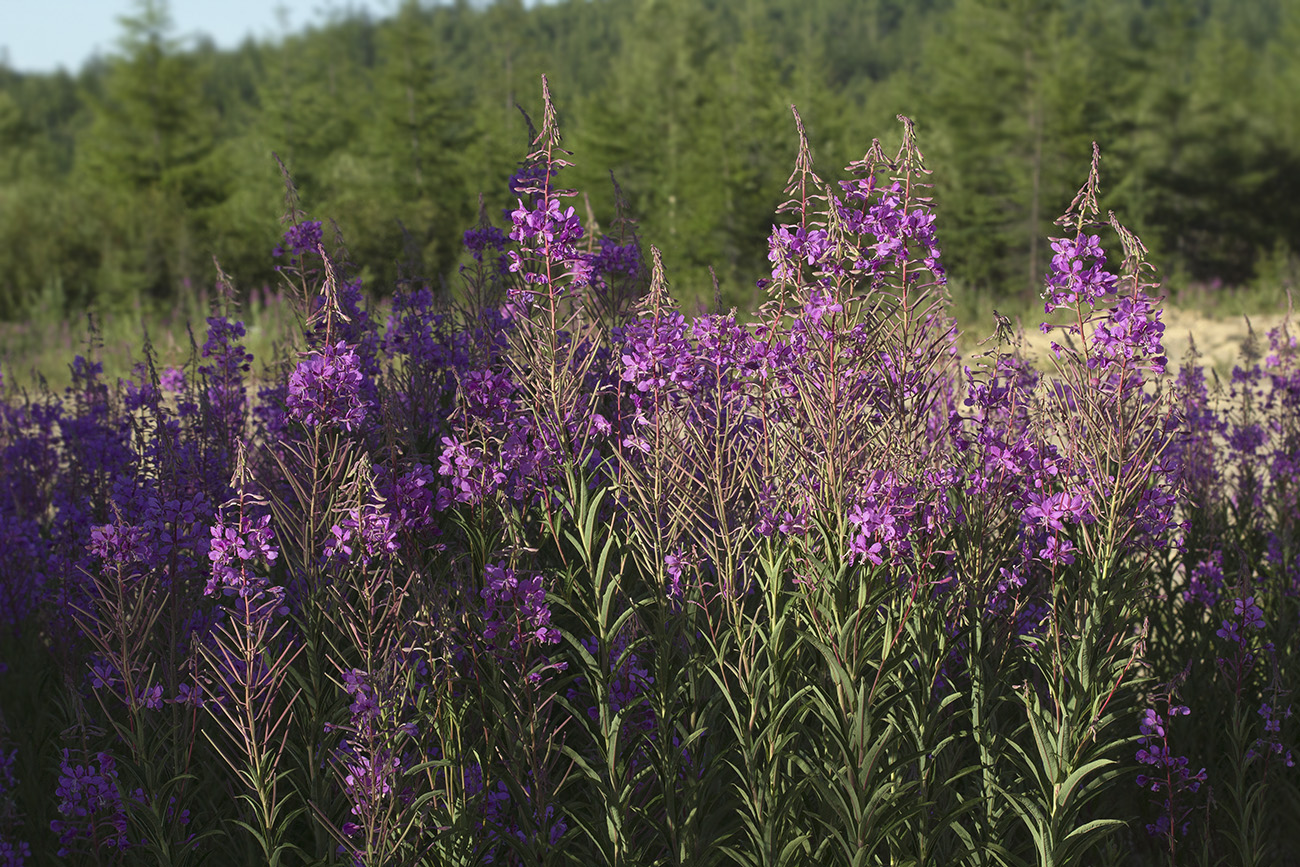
top-left (1233, 596), bottom-right (1266, 631)
top-left (836, 178), bottom-right (944, 282)
top-left (286, 341), bottom-right (372, 432)
top-left (617, 312), bottom-right (696, 394)
top-left (272, 220), bottom-right (323, 260)
top-left (88, 521), bottom-right (154, 568)
top-left (506, 195), bottom-right (590, 289)
top-left (1043, 233), bottom-right (1117, 312)
top-left (1038, 535), bottom-right (1077, 566)
top-left (324, 504), bottom-right (399, 566)
top-left (198, 316), bottom-right (253, 446)
top-left (1135, 697), bottom-right (1205, 840)
top-left (479, 562), bottom-right (565, 687)
top-left (1183, 553), bottom-right (1225, 607)
top-left (206, 511), bottom-right (279, 601)
top-left (1022, 490), bottom-right (1089, 533)
top-left (464, 224), bottom-right (509, 262)
top-left (767, 225), bottom-right (833, 281)
top-left (50, 750), bottom-right (129, 857)
top-left (159, 366), bottom-right (186, 393)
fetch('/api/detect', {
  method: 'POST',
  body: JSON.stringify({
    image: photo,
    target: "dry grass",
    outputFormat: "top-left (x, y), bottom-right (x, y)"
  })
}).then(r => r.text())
top-left (2, 283), bottom-right (1292, 395)
top-left (0, 287), bottom-right (300, 394)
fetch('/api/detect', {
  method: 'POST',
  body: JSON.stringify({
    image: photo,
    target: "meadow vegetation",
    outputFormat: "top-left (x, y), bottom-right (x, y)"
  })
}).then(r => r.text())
top-left (0, 77), bottom-right (1297, 867)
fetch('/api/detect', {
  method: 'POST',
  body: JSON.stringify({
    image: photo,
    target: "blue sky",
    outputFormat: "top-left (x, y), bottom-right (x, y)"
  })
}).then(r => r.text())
top-left (2, 0), bottom-right (386, 74)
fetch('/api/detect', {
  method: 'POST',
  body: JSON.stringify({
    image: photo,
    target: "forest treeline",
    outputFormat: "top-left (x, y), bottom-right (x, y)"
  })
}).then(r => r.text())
top-left (2, 0), bottom-right (1299, 321)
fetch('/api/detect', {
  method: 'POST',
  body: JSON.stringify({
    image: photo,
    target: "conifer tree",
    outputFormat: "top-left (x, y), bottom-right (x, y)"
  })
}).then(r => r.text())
top-left (78, 0), bottom-right (224, 306)
top-left (916, 0), bottom-right (1098, 296)
top-left (368, 0), bottom-right (473, 280)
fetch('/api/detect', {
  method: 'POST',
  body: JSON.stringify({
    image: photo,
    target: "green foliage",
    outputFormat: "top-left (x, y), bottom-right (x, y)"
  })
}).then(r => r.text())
top-left (2, 0), bottom-right (1299, 322)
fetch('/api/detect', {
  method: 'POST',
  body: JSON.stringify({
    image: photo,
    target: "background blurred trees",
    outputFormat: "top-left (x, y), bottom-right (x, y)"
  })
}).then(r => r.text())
top-left (1, 0), bottom-right (1298, 321)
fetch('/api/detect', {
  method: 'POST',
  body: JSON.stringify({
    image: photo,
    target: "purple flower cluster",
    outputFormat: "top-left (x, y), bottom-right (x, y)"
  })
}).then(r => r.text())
top-left (1042, 234), bottom-right (1117, 313)
top-left (840, 178), bottom-right (945, 280)
top-left (1247, 701), bottom-right (1296, 766)
top-left (589, 236), bottom-right (640, 282)
top-left (50, 749), bottom-right (129, 857)
top-left (159, 366), bottom-right (186, 394)
top-left (340, 749), bottom-right (401, 815)
top-left (198, 316), bottom-right (253, 448)
top-left (847, 474), bottom-right (917, 567)
top-left (1022, 489), bottom-right (1089, 534)
top-left (436, 436), bottom-right (500, 507)
top-left (766, 176), bottom-right (945, 289)
top-left (767, 225), bottom-right (833, 282)
top-left (272, 220), bottom-right (324, 261)
top-left (464, 224), bottom-right (509, 263)
top-left (382, 288), bottom-right (483, 440)
top-left (286, 341), bottom-right (372, 432)
top-left (1213, 584), bottom-right (1269, 697)
top-left (1216, 594), bottom-right (1266, 645)
top-left (384, 287), bottom-right (475, 369)
top-left (505, 161), bottom-right (556, 203)
top-left (1091, 293), bottom-right (1167, 372)
top-left (4, 97), bottom-right (1300, 867)
top-left (0, 838), bottom-right (28, 867)
top-left (510, 196), bottom-right (580, 246)
top-left (207, 510), bottom-right (279, 602)
top-left (1209, 589), bottom-right (1273, 708)
top-left (615, 309), bottom-right (769, 434)
top-left (1135, 702), bottom-right (1206, 839)
top-left (0, 745), bottom-right (27, 867)
top-left (374, 463), bottom-right (440, 533)
top-left (569, 632), bottom-right (653, 727)
top-left (506, 197), bottom-right (590, 288)
top-left (754, 493), bottom-right (810, 539)
top-left (1039, 231), bottom-right (1167, 372)
top-left (1183, 552), bottom-right (1225, 607)
top-left (473, 775), bottom-right (568, 865)
top-left (88, 520), bottom-right (154, 570)
top-left (324, 503), bottom-right (400, 566)
top-left (340, 668), bottom-right (380, 723)
top-left (481, 563), bottom-right (561, 655)
top-left (617, 311), bottom-right (696, 394)
top-left (435, 365), bottom-right (560, 507)
top-left (326, 660), bottom-right (426, 865)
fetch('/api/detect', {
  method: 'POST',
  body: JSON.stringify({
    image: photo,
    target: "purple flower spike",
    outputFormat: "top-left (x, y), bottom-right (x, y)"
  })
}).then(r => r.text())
top-left (206, 511), bottom-right (280, 604)
top-left (1136, 689), bottom-right (1206, 843)
top-left (480, 562), bottom-right (566, 685)
top-left (159, 366), bottom-right (186, 393)
top-left (1234, 596), bottom-right (1266, 631)
top-left (50, 750), bottom-right (129, 857)
top-left (286, 341), bottom-right (372, 432)
top-left (1021, 490), bottom-right (1089, 533)
top-left (464, 225), bottom-right (509, 262)
top-left (273, 220), bottom-right (324, 260)
top-left (768, 225), bottom-right (833, 281)
top-left (1043, 233), bottom-right (1117, 313)
top-left (834, 179), bottom-right (945, 283)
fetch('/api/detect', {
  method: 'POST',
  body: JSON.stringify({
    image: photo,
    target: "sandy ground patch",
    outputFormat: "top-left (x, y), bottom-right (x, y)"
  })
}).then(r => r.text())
top-left (1000, 307), bottom-right (1294, 376)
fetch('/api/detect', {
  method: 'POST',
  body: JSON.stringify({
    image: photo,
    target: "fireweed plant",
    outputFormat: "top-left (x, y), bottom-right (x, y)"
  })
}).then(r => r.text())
top-left (0, 77), bottom-right (1296, 866)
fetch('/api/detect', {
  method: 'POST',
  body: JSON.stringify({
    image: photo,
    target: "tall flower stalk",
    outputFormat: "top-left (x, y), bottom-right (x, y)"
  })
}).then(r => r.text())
top-left (996, 145), bottom-right (1178, 866)
top-left (200, 443), bottom-right (303, 867)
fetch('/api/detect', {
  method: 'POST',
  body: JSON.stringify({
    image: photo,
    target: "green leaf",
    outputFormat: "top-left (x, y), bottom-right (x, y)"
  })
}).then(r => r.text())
top-left (1056, 757), bottom-right (1116, 809)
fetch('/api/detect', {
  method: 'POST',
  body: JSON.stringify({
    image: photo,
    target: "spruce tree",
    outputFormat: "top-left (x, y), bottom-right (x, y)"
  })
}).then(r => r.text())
top-left (77, 0), bottom-right (224, 308)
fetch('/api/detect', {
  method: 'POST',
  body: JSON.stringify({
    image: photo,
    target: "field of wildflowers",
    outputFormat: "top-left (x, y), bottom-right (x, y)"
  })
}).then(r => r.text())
top-left (0, 79), bottom-right (1296, 866)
